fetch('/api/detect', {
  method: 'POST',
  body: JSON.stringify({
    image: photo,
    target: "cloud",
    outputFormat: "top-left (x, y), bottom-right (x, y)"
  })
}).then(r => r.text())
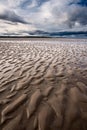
top-left (69, 0), bottom-right (87, 7)
top-left (67, 6), bottom-right (87, 28)
top-left (0, 9), bottom-right (28, 24)
top-left (20, 0), bottom-right (50, 9)
top-left (0, 0), bottom-right (87, 36)
top-left (0, 19), bottom-right (36, 36)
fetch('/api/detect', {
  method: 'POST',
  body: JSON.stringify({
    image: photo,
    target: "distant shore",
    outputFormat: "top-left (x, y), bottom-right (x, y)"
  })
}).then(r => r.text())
top-left (0, 37), bottom-right (87, 41)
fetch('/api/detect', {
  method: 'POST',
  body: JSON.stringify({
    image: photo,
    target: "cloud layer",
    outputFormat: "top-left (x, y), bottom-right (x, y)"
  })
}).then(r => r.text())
top-left (0, 9), bottom-right (28, 24)
top-left (0, 0), bottom-right (87, 37)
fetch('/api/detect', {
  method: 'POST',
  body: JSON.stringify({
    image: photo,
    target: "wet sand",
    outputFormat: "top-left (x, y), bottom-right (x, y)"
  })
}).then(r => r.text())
top-left (0, 38), bottom-right (87, 130)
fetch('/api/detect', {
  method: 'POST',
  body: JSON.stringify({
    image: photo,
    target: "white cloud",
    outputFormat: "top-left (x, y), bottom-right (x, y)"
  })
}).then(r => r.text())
top-left (7, 0), bottom-right (24, 8)
top-left (0, 19), bottom-right (36, 36)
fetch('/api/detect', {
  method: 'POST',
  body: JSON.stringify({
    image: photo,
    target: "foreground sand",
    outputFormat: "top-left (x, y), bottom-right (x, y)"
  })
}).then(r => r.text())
top-left (0, 38), bottom-right (87, 130)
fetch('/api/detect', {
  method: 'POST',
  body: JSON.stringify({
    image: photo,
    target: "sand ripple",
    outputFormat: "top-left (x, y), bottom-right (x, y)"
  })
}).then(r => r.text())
top-left (0, 38), bottom-right (87, 130)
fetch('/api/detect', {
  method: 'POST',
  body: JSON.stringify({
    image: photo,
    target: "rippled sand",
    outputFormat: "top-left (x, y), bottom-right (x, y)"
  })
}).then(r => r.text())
top-left (0, 38), bottom-right (87, 130)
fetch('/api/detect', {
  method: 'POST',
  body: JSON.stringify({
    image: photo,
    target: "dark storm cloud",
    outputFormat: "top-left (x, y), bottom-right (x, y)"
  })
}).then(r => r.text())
top-left (67, 7), bottom-right (87, 28)
top-left (0, 10), bottom-right (27, 24)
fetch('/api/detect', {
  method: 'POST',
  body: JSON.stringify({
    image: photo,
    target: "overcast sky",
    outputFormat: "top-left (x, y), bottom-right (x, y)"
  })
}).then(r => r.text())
top-left (0, 0), bottom-right (87, 36)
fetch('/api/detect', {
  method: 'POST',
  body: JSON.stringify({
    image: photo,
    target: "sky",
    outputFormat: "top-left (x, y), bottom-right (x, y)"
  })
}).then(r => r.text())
top-left (0, 0), bottom-right (87, 37)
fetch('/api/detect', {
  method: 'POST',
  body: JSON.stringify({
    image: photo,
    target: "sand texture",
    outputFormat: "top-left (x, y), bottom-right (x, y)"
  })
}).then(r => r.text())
top-left (0, 38), bottom-right (87, 130)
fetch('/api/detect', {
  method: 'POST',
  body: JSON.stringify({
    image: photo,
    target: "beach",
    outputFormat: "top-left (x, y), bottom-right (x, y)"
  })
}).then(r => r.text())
top-left (0, 38), bottom-right (87, 130)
